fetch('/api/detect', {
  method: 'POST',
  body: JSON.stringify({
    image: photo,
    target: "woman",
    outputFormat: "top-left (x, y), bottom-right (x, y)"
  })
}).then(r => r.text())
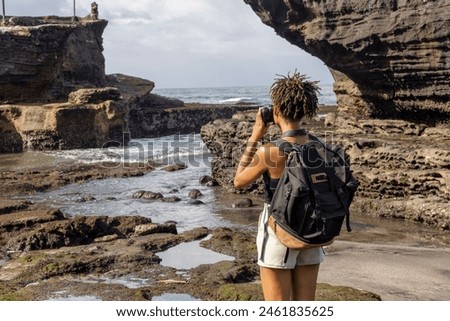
top-left (234, 71), bottom-right (323, 301)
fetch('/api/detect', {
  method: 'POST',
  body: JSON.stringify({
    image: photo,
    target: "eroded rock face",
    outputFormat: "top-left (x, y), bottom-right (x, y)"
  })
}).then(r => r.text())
top-left (243, 0), bottom-right (450, 121)
top-left (201, 109), bottom-right (450, 229)
top-left (0, 16), bottom-right (107, 103)
top-left (0, 18), bottom-right (151, 153)
top-left (0, 92), bottom-right (128, 152)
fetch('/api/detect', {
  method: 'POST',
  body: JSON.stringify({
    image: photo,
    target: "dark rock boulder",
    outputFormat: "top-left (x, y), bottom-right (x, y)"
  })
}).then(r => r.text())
top-left (4, 215), bottom-right (159, 251)
top-left (232, 198), bottom-right (253, 208)
top-left (188, 189), bottom-right (203, 199)
top-left (132, 190), bottom-right (164, 200)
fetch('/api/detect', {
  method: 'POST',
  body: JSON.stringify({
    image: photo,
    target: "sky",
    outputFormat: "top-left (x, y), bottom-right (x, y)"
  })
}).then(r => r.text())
top-left (3, 0), bottom-right (333, 89)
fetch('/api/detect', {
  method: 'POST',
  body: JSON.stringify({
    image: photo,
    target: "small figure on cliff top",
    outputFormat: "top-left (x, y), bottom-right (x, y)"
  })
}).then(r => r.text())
top-left (90, 2), bottom-right (98, 20)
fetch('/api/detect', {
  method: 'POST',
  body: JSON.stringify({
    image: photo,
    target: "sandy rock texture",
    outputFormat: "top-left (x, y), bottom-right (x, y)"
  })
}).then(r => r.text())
top-left (0, 92), bottom-right (128, 152)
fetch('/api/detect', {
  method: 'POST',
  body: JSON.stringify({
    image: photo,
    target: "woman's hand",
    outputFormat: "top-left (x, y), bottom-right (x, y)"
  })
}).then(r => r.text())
top-left (234, 109), bottom-right (269, 189)
top-left (250, 108), bottom-right (268, 141)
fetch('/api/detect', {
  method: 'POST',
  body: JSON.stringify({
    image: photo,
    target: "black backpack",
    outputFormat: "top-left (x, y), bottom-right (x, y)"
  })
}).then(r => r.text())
top-left (268, 129), bottom-right (359, 249)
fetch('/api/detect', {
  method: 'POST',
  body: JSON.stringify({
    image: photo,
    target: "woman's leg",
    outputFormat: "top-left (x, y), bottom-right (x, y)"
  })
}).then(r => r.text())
top-left (291, 264), bottom-right (320, 301)
top-left (260, 266), bottom-right (292, 300)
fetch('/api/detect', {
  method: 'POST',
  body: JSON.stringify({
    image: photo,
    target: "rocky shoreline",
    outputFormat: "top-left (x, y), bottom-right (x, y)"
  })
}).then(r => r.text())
top-left (0, 155), bottom-right (380, 301)
top-left (0, 104), bottom-right (383, 301)
top-left (1, 4), bottom-right (449, 301)
top-left (201, 106), bottom-right (450, 232)
top-left (1, 104), bottom-right (449, 301)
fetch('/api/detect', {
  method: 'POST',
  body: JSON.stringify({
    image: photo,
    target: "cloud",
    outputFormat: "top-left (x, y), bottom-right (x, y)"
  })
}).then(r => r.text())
top-left (4, 0), bottom-right (67, 16)
top-left (3, 0), bottom-right (333, 88)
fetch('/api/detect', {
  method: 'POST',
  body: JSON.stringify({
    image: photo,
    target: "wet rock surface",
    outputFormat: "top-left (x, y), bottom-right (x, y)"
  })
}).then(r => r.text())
top-left (0, 162), bottom-right (156, 197)
top-left (0, 160), bottom-right (381, 301)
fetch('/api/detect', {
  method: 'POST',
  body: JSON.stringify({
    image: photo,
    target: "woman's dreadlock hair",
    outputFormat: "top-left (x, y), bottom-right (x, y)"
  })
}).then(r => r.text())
top-left (270, 70), bottom-right (320, 121)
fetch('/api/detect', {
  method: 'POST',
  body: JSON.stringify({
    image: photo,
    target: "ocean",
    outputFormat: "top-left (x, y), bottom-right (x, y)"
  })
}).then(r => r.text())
top-left (152, 84), bottom-right (337, 106)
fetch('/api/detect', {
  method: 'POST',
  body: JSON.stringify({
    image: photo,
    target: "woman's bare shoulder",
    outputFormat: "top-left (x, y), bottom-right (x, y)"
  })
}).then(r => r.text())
top-left (260, 142), bottom-right (285, 170)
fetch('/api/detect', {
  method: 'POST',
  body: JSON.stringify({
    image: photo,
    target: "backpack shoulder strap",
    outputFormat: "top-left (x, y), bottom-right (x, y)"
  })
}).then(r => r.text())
top-left (273, 138), bottom-right (293, 154)
top-left (281, 129), bottom-right (308, 138)
top-left (272, 129), bottom-right (308, 154)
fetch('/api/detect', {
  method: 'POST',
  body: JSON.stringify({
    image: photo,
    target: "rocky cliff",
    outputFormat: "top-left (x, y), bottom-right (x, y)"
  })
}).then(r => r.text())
top-left (0, 16), bottom-right (107, 103)
top-left (0, 15), bottom-right (256, 152)
top-left (244, 0), bottom-right (450, 121)
top-left (0, 87), bottom-right (128, 152)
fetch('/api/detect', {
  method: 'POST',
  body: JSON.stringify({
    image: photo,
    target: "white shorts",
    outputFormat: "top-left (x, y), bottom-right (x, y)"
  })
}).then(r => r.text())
top-left (257, 203), bottom-right (324, 269)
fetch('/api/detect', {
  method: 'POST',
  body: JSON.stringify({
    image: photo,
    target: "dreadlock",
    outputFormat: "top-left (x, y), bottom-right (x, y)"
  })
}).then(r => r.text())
top-left (270, 70), bottom-right (320, 121)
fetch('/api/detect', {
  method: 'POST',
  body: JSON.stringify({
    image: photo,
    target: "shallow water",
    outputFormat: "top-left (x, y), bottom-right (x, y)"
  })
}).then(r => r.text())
top-left (158, 236), bottom-right (235, 270)
top-left (152, 293), bottom-right (201, 301)
top-left (0, 150), bottom-right (72, 171)
top-left (8, 135), bottom-right (238, 233)
top-left (7, 135), bottom-right (265, 233)
top-left (48, 293), bottom-right (101, 301)
top-left (73, 275), bottom-right (152, 289)
top-left (20, 163), bottom-right (253, 233)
